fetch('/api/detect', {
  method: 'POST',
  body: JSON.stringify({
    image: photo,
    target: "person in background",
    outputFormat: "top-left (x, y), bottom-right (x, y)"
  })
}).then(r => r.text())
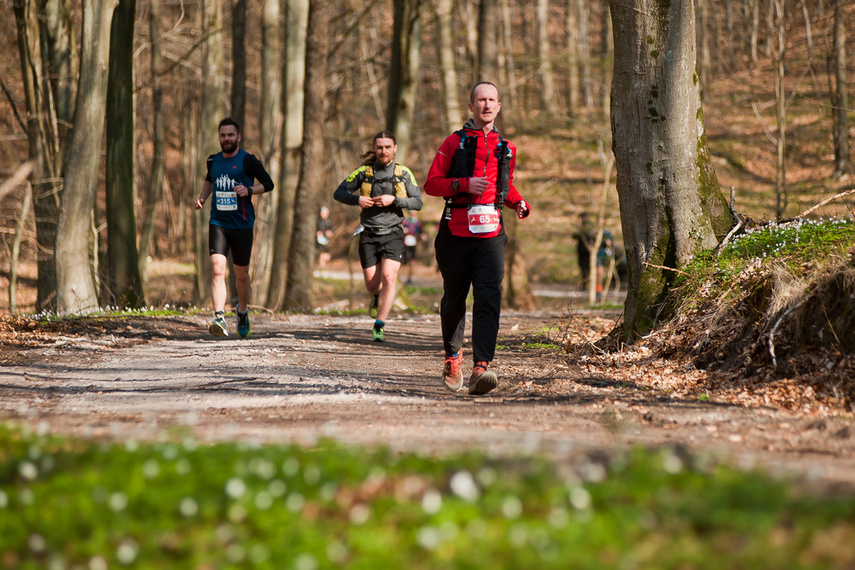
top-left (194, 117), bottom-right (274, 338)
top-left (333, 131), bottom-right (422, 342)
top-left (424, 82), bottom-right (530, 396)
top-left (402, 212), bottom-right (425, 284)
top-left (316, 206), bottom-right (334, 271)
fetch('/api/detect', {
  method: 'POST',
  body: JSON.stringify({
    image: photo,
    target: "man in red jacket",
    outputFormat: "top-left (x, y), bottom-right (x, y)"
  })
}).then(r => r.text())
top-left (424, 82), bottom-right (530, 396)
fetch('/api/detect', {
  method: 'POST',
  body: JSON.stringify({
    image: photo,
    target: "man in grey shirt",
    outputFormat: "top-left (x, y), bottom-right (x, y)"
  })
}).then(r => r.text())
top-left (334, 131), bottom-right (422, 342)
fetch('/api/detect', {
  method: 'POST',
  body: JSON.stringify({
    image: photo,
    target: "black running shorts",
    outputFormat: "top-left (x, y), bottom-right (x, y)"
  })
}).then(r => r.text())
top-left (209, 225), bottom-right (254, 267)
top-left (358, 226), bottom-right (405, 269)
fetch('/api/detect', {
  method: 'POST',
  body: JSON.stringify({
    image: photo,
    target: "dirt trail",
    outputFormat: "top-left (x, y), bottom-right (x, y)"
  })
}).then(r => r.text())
top-left (2, 311), bottom-right (854, 493)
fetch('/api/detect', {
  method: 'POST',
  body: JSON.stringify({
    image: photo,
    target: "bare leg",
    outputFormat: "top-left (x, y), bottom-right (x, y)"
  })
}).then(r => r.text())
top-left (375, 258), bottom-right (401, 322)
top-left (234, 264), bottom-right (250, 313)
top-left (211, 254), bottom-right (228, 313)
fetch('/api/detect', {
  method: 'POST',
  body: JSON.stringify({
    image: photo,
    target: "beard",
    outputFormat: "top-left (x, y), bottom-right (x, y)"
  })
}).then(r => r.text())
top-left (221, 141), bottom-right (237, 154)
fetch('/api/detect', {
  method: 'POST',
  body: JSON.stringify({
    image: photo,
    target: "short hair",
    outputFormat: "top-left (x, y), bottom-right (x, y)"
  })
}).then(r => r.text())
top-left (469, 82), bottom-right (500, 104)
top-left (218, 117), bottom-right (241, 133)
top-left (372, 130), bottom-right (397, 145)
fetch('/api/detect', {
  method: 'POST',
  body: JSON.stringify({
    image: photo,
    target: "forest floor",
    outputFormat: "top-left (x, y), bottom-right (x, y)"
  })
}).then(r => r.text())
top-left (2, 297), bottom-right (854, 498)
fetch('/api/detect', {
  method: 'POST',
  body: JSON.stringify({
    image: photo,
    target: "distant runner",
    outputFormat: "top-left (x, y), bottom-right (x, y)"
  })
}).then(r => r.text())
top-left (193, 117), bottom-right (274, 338)
top-left (333, 131), bottom-right (422, 342)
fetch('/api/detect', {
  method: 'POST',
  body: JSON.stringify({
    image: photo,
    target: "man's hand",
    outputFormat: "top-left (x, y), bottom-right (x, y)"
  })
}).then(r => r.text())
top-left (515, 200), bottom-right (530, 219)
top-left (372, 195), bottom-right (395, 207)
top-left (468, 177), bottom-right (489, 196)
top-left (234, 184), bottom-right (252, 198)
top-left (357, 196), bottom-right (374, 209)
top-left (193, 198), bottom-right (204, 210)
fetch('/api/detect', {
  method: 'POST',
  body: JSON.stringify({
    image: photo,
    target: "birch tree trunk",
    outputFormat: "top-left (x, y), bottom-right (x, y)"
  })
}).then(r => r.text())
top-left (194, 0), bottom-right (225, 305)
top-left (106, 0), bottom-right (143, 308)
top-left (267, 0), bottom-right (308, 310)
top-left (609, 0), bottom-right (732, 341)
top-left (13, 0), bottom-right (61, 311)
top-left (435, 0), bottom-right (461, 132)
top-left (252, 0), bottom-right (283, 307)
top-left (284, 0), bottom-right (328, 310)
top-left (55, 0), bottom-right (117, 314)
top-left (536, 0), bottom-right (558, 115)
top-left (386, 0), bottom-right (423, 162)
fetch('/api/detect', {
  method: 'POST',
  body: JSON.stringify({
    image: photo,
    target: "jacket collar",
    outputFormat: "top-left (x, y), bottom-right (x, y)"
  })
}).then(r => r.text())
top-left (463, 118), bottom-right (498, 134)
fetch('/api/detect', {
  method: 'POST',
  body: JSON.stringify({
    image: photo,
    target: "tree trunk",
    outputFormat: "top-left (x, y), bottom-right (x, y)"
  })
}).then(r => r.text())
top-left (566, 0), bottom-right (580, 115)
top-left (9, 184), bottom-right (33, 315)
top-left (43, 0), bottom-right (78, 151)
top-left (139, 0), bottom-right (166, 293)
top-left (609, 0), bottom-right (732, 341)
top-left (386, 0), bottom-right (423, 162)
top-left (106, 0), bottom-right (143, 308)
top-left (435, 0), bottom-right (461, 132)
top-left (833, 0), bottom-right (850, 177)
top-left (748, 0), bottom-right (759, 66)
top-left (230, 0), bottom-right (247, 131)
top-left (477, 0), bottom-right (498, 82)
top-left (536, 0), bottom-right (558, 116)
top-left (13, 0), bottom-right (61, 311)
top-left (267, 0), bottom-right (308, 310)
top-left (284, 0), bottom-right (328, 310)
top-left (772, 0), bottom-right (787, 220)
top-left (194, 0), bottom-right (225, 305)
top-left (579, 0), bottom-right (593, 107)
top-left (696, 0), bottom-right (709, 99)
top-left (55, 0), bottom-right (117, 314)
top-left (599, 1), bottom-right (612, 117)
top-left (252, 0), bottom-right (284, 307)
top-left (499, 0), bottom-right (518, 112)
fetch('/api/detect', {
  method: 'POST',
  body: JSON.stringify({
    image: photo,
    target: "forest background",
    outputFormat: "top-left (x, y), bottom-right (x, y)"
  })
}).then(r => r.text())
top-left (1, 0), bottom-right (853, 317)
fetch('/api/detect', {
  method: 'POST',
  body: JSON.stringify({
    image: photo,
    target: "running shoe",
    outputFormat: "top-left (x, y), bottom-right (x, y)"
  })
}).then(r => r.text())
top-left (369, 294), bottom-right (379, 318)
top-left (469, 361), bottom-right (498, 395)
top-left (237, 310), bottom-right (251, 338)
top-left (442, 351), bottom-right (463, 393)
top-left (209, 315), bottom-right (228, 337)
top-left (372, 325), bottom-right (385, 342)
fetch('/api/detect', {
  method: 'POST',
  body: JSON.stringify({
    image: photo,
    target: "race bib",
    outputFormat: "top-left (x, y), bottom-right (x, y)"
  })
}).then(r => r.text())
top-left (467, 204), bottom-right (500, 234)
top-left (404, 235), bottom-right (418, 247)
top-left (215, 190), bottom-right (238, 211)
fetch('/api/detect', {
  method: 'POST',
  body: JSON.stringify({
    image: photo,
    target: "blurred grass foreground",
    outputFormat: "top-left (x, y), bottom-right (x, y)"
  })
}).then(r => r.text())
top-left (1, 425), bottom-right (854, 569)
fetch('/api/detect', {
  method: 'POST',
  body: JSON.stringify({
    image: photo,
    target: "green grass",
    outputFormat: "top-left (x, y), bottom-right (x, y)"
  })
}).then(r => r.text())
top-left (672, 216), bottom-right (855, 310)
top-left (1, 425), bottom-right (854, 569)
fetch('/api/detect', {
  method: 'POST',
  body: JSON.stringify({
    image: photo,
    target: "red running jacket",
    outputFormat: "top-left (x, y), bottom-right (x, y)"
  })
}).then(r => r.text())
top-left (424, 121), bottom-right (529, 238)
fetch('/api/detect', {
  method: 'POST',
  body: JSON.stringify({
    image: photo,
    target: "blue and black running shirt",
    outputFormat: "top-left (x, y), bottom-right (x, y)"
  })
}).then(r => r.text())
top-left (205, 149), bottom-right (274, 230)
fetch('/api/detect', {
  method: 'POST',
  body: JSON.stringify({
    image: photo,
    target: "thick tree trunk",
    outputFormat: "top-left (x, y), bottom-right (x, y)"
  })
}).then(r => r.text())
top-left (106, 0), bottom-right (143, 308)
top-left (386, 0), bottom-right (423, 162)
top-left (609, 0), bottom-right (732, 341)
top-left (252, 0), bottom-right (284, 307)
top-left (140, 0), bottom-right (166, 292)
top-left (833, 0), bottom-right (850, 177)
top-left (194, 0), bottom-right (224, 305)
top-left (284, 0), bottom-right (328, 310)
top-left (267, 0), bottom-right (308, 310)
top-left (13, 0), bottom-right (61, 311)
top-left (536, 0), bottom-right (558, 115)
top-left (55, 0), bottom-right (117, 314)
top-left (435, 0), bottom-right (461, 133)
